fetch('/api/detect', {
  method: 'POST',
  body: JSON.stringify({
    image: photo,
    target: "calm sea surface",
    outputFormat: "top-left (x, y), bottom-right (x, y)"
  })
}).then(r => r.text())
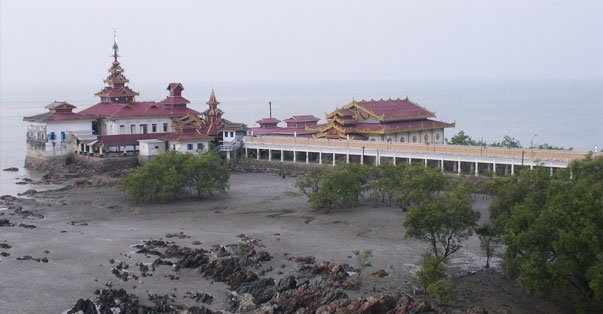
top-left (1, 79), bottom-right (601, 195)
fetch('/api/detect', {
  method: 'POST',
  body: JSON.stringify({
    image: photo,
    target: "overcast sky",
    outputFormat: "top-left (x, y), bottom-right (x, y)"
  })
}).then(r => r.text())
top-left (1, 0), bottom-right (602, 88)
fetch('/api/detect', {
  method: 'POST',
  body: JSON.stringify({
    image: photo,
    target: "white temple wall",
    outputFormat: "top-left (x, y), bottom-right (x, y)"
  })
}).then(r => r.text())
top-left (101, 117), bottom-right (174, 135)
top-left (168, 140), bottom-right (211, 154)
top-left (26, 121), bottom-right (93, 156)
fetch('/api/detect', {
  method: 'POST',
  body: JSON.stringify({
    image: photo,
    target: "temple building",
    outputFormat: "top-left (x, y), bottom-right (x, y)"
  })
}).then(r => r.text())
top-left (248, 115), bottom-right (320, 137)
top-left (23, 101), bottom-right (95, 165)
top-left (24, 32), bottom-right (245, 168)
top-left (309, 98), bottom-right (454, 144)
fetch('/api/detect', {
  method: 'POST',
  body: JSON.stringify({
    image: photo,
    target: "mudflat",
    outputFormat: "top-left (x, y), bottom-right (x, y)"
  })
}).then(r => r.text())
top-left (0, 173), bottom-right (568, 313)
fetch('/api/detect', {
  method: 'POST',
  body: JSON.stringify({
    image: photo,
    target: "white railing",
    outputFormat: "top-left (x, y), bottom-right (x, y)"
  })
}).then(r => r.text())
top-left (243, 136), bottom-right (588, 162)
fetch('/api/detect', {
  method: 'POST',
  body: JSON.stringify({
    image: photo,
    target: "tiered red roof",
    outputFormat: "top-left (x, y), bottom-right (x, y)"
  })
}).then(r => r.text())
top-left (249, 115), bottom-right (319, 138)
top-left (313, 98), bottom-right (453, 139)
top-left (79, 101), bottom-right (200, 118)
top-left (24, 101), bottom-right (95, 122)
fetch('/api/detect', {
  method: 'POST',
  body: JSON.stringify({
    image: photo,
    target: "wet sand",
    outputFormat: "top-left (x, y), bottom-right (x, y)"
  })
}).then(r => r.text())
top-left (0, 173), bottom-right (568, 313)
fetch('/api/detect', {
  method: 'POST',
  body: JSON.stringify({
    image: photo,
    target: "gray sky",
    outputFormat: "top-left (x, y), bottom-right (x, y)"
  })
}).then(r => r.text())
top-left (1, 0), bottom-right (602, 87)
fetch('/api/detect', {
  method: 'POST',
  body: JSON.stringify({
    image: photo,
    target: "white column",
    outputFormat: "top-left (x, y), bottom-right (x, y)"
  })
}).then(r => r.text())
top-left (293, 150), bottom-right (296, 162)
top-left (319, 150), bottom-right (322, 165)
top-left (306, 151), bottom-right (309, 164)
top-left (408, 156), bottom-right (411, 165)
top-left (281, 149), bottom-right (284, 162)
top-left (332, 152), bottom-right (336, 165)
top-left (424, 157), bottom-right (427, 168)
top-left (360, 153), bottom-right (364, 165)
top-left (458, 160), bottom-right (461, 175)
top-left (475, 161), bottom-right (479, 176)
top-left (511, 163), bottom-right (515, 175)
top-left (493, 161), bottom-right (496, 177)
top-left (393, 151), bottom-right (396, 165)
top-left (440, 158), bottom-right (444, 172)
top-left (550, 167), bottom-right (554, 176)
top-left (227, 151), bottom-right (231, 160)
top-left (245, 147), bottom-right (248, 158)
top-left (269, 149), bottom-right (272, 161)
top-left (346, 153), bottom-right (350, 163)
top-left (256, 148), bottom-right (260, 160)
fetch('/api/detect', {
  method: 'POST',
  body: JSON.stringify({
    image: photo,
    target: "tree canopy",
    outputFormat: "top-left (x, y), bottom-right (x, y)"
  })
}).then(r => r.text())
top-left (489, 156), bottom-right (603, 306)
top-left (117, 151), bottom-right (229, 202)
top-left (403, 180), bottom-right (480, 258)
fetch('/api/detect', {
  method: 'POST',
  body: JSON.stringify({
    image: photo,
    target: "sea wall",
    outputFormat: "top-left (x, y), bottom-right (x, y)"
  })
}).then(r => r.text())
top-left (71, 154), bottom-right (138, 173)
top-left (24, 149), bottom-right (71, 171)
top-left (233, 159), bottom-right (316, 176)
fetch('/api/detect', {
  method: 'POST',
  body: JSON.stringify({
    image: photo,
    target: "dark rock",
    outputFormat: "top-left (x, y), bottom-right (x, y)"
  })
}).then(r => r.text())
top-left (254, 250), bottom-right (272, 262)
top-left (237, 278), bottom-right (275, 304)
top-left (1, 195), bottom-right (17, 201)
top-left (0, 219), bottom-right (13, 227)
top-left (3, 167), bottom-right (18, 172)
top-left (67, 298), bottom-right (98, 314)
top-left (17, 189), bottom-right (37, 196)
top-left (1, 252), bottom-right (9, 257)
top-left (200, 257), bottom-right (258, 289)
top-left (276, 275), bottom-right (298, 292)
top-left (372, 269), bottom-right (389, 278)
top-left (166, 232), bottom-right (190, 239)
top-left (184, 291), bottom-right (214, 304)
top-left (18, 223), bottom-right (36, 229)
top-left (293, 256), bottom-right (316, 264)
top-left (16, 255), bottom-right (48, 262)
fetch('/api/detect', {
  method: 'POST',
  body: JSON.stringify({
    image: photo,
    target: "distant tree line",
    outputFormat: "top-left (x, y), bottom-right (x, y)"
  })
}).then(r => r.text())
top-left (446, 130), bottom-right (573, 150)
top-left (117, 151), bottom-right (229, 202)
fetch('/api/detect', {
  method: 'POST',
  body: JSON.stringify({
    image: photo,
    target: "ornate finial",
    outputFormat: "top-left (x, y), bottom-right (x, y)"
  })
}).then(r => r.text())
top-left (112, 29), bottom-right (119, 61)
top-left (207, 87), bottom-right (219, 105)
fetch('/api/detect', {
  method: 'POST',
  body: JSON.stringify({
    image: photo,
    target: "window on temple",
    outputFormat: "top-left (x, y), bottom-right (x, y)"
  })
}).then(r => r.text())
top-left (163, 123), bottom-right (168, 132)
top-left (400, 137), bottom-right (405, 143)
top-left (49, 132), bottom-right (56, 140)
top-left (413, 136), bottom-right (417, 143)
top-left (197, 143), bottom-right (203, 150)
top-left (130, 125), bottom-right (135, 133)
top-left (120, 125), bottom-right (125, 134)
top-left (141, 124), bottom-right (148, 134)
top-left (60, 132), bottom-right (66, 141)
top-left (152, 124), bottom-right (157, 133)
top-left (424, 135), bottom-right (429, 143)
top-left (187, 144), bottom-right (193, 150)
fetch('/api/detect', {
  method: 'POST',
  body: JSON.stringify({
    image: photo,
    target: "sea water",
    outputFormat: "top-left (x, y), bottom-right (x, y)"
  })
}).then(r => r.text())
top-left (1, 79), bottom-right (602, 195)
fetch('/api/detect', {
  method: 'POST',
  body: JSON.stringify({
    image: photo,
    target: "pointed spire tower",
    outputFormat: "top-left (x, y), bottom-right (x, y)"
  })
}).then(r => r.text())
top-left (200, 88), bottom-right (225, 135)
top-left (95, 31), bottom-right (139, 103)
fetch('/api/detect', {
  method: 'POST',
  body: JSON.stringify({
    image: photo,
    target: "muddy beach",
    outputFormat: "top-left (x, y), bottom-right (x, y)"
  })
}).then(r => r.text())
top-left (0, 173), bottom-right (570, 313)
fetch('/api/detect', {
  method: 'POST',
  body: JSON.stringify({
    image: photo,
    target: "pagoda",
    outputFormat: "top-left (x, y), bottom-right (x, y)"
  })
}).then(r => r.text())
top-left (310, 98), bottom-right (454, 144)
top-left (94, 32), bottom-right (139, 103)
top-left (199, 89), bottom-right (226, 136)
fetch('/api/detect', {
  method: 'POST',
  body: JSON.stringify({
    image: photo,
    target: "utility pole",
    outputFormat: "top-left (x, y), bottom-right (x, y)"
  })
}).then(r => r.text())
top-left (269, 101), bottom-right (272, 118)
